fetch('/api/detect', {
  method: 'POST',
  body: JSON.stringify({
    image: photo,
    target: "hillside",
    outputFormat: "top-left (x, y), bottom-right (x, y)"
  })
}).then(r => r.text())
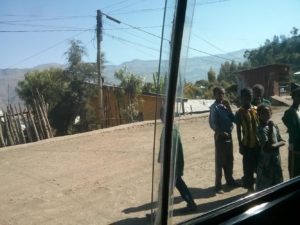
top-left (0, 50), bottom-right (246, 108)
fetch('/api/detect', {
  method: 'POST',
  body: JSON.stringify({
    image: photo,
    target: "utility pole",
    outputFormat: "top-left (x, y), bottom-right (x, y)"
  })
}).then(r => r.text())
top-left (97, 10), bottom-right (105, 128)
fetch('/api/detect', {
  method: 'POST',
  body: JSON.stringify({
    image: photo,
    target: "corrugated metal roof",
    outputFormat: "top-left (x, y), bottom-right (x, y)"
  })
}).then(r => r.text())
top-left (176, 99), bottom-right (214, 114)
top-left (236, 63), bottom-right (290, 74)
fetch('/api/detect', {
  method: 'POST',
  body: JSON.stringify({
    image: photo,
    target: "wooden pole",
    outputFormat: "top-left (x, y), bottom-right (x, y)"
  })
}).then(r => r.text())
top-left (36, 90), bottom-right (53, 138)
top-left (7, 105), bottom-right (19, 144)
top-left (0, 116), bottom-right (6, 147)
top-left (27, 106), bottom-right (40, 141)
top-left (14, 104), bottom-right (26, 144)
top-left (33, 99), bottom-right (45, 139)
top-left (97, 10), bottom-right (105, 128)
top-left (19, 104), bottom-right (32, 143)
top-left (37, 101), bottom-right (50, 138)
top-left (4, 112), bottom-right (14, 146)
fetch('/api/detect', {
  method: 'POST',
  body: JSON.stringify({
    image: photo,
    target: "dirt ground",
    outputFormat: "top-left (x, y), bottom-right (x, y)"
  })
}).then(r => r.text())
top-left (0, 106), bottom-right (290, 225)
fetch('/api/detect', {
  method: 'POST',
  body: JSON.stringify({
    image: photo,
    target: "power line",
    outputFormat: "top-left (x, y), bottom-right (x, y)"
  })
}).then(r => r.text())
top-left (1, 4), bottom-right (240, 69)
top-left (104, 21), bottom-right (161, 49)
top-left (5, 30), bottom-right (91, 69)
top-left (101, 0), bottom-right (132, 11)
top-left (188, 46), bottom-right (233, 61)
top-left (0, 29), bottom-right (93, 33)
top-left (104, 25), bottom-right (165, 30)
top-left (104, 32), bottom-right (160, 53)
top-left (107, 0), bottom-right (229, 15)
top-left (193, 33), bottom-right (245, 61)
top-left (109, 7), bottom-right (167, 16)
top-left (0, 21), bottom-right (93, 30)
top-left (0, 0), bottom-right (230, 21)
top-left (107, 0), bottom-right (148, 14)
top-left (0, 15), bottom-right (93, 23)
top-left (102, 11), bottom-right (169, 43)
top-left (101, 11), bottom-right (239, 63)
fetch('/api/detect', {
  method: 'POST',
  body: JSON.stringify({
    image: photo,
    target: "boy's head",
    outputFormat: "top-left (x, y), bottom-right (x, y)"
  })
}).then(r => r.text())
top-left (257, 104), bottom-right (272, 123)
top-left (253, 84), bottom-right (264, 97)
top-left (252, 84), bottom-right (264, 103)
top-left (240, 88), bottom-right (253, 106)
top-left (213, 86), bottom-right (225, 102)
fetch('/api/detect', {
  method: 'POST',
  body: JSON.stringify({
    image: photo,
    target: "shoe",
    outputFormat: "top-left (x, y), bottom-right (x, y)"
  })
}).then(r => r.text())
top-left (226, 180), bottom-right (240, 188)
top-left (216, 189), bottom-right (224, 194)
top-left (145, 213), bottom-right (152, 220)
top-left (215, 186), bottom-right (224, 194)
top-left (187, 202), bottom-right (197, 211)
top-left (242, 183), bottom-right (254, 191)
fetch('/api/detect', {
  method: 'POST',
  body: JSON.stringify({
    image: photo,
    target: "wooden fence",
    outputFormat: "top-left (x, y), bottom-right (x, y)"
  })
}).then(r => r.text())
top-left (0, 98), bottom-right (53, 148)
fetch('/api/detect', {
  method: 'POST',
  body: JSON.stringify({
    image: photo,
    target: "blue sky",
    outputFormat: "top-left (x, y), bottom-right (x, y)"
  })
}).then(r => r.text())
top-left (0, 0), bottom-right (299, 69)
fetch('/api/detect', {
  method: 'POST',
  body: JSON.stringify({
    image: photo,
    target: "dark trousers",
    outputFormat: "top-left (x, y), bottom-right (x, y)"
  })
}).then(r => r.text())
top-left (242, 146), bottom-right (259, 189)
top-left (288, 150), bottom-right (300, 179)
top-left (175, 176), bottom-right (194, 205)
top-left (214, 133), bottom-right (234, 187)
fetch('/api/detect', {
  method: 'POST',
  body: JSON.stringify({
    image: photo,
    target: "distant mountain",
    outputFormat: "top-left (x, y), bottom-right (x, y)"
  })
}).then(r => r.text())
top-left (32, 63), bottom-right (66, 70)
top-left (0, 49), bottom-right (246, 108)
top-left (103, 49), bottom-right (246, 84)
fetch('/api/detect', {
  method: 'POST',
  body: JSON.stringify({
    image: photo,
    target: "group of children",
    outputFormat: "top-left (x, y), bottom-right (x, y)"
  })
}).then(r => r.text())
top-left (210, 84), bottom-right (300, 194)
top-left (154, 84), bottom-right (300, 215)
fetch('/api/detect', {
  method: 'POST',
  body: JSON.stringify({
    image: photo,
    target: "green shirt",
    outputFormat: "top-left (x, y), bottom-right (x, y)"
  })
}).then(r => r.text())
top-left (252, 98), bottom-right (271, 106)
top-left (159, 126), bottom-right (184, 178)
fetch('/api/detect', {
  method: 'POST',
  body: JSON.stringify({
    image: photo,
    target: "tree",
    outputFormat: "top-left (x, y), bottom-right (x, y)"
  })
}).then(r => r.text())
top-left (64, 40), bottom-right (87, 74)
top-left (50, 40), bottom-right (100, 135)
top-left (17, 39), bottom-right (102, 136)
top-left (184, 82), bottom-right (201, 99)
top-left (290, 27), bottom-right (299, 36)
top-left (195, 79), bottom-right (209, 88)
top-left (217, 61), bottom-right (238, 83)
top-left (16, 68), bottom-right (67, 110)
top-left (142, 72), bottom-right (166, 94)
top-left (114, 67), bottom-right (144, 123)
top-left (244, 28), bottom-right (300, 67)
top-left (207, 67), bottom-right (216, 83)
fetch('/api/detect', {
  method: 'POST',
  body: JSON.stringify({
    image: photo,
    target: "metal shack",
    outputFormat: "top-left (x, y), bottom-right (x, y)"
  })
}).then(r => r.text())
top-left (236, 64), bottom-right (290, 98)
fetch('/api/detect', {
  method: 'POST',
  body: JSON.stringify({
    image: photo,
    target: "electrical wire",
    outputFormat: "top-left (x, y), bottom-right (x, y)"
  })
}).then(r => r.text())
top-left (5, 30), bottom-right (91, 69)
top-left (1, 4), bottom-right (241, 69)
top-left (0, 29), bottom-right (93, 33)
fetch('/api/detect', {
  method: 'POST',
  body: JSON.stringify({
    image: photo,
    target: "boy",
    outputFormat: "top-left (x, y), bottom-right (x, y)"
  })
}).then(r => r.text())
top-left (209, 87), bottom-right (239, 193)
top-left (282, 87), bottom-right (300, 178)
top-left (252, 84), bottom-right (271, 106)
top-left (235, 88), bottom-right (260, 192)
top-left (256, 104), bottom-right (285, 191)
top-left (159, 107), bottom-right (197, 211)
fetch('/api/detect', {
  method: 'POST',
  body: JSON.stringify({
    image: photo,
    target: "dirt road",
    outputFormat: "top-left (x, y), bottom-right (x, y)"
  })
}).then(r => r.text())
top-left (0, 106), bottom-right (290, 225)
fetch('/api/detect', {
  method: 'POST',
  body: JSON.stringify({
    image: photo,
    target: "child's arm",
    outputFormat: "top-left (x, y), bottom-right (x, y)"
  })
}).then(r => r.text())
top-left (236, 124), bottom-right (242, 146)
top-left (236, 123), bottom-right (245, 154)
top-left (267, 121), bottom-right (286, 149)
top-left (271, 141), bottom-right (286, 148)
top-left (275, 124), bottom-right (285, 142)
top-left (235, 111), bottom-right (244, 154)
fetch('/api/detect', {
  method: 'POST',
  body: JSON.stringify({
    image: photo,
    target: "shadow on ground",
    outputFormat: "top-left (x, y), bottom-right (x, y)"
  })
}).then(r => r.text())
top-left (115, 182), bottom-right (249, 225)
top-left (122, 185), bottom-right (217, 215)
top-left (109, 217), bottom-right (150, 225)
top-left (173, 193), bottom-right (247, 217)
top-left (123, 180), bottom-right (246, 214)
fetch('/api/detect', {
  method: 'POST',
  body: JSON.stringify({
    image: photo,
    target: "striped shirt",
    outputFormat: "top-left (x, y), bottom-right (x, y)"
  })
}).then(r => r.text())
top-left (235, 106), bottom-right (259, 148)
